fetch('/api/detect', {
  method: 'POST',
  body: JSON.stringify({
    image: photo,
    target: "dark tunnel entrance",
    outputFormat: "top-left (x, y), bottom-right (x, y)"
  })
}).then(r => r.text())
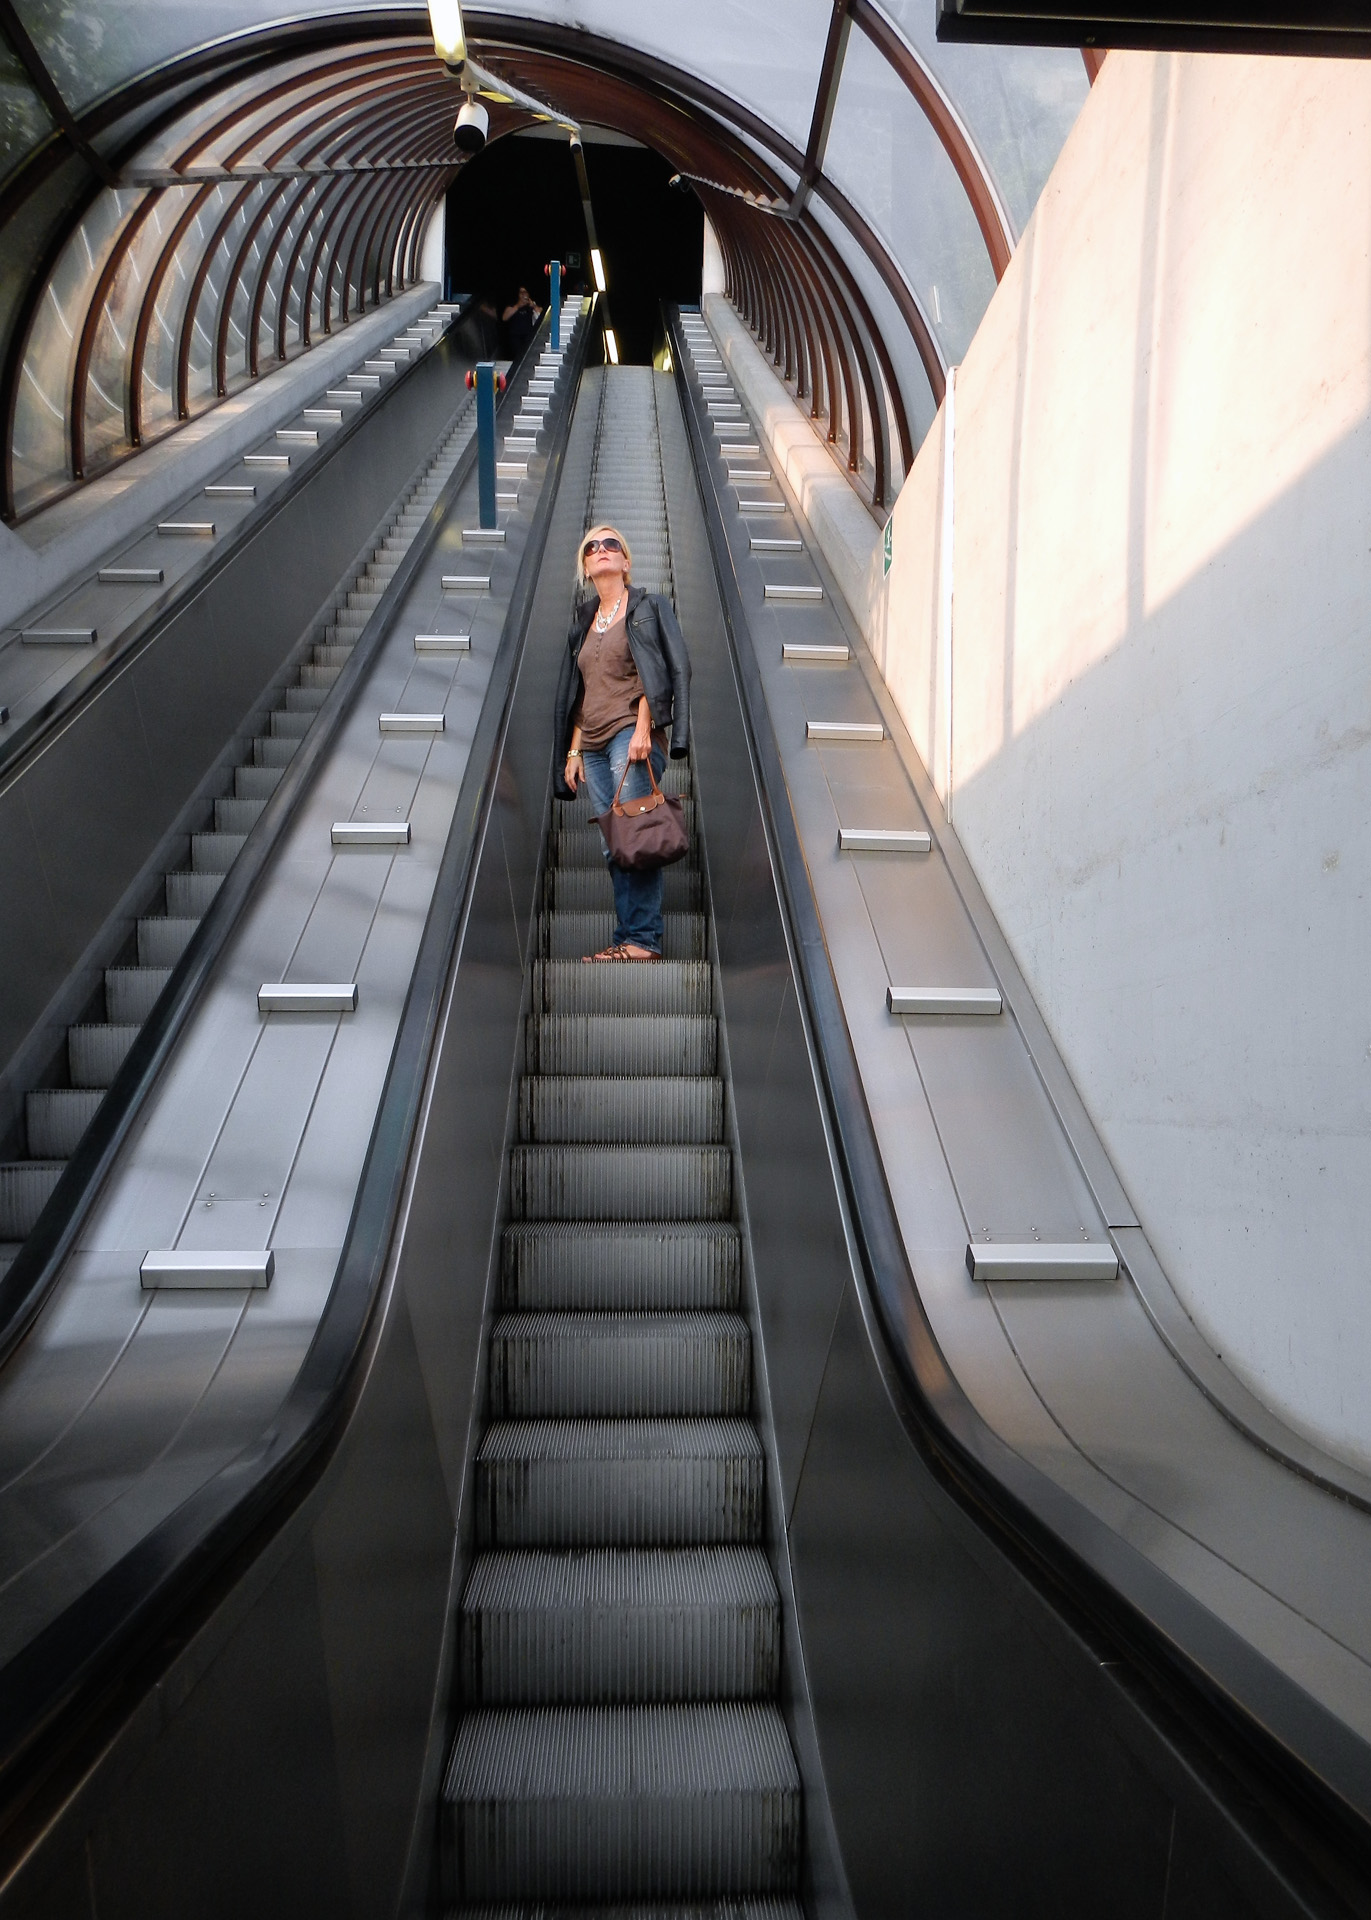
top-left (444, 127), bottom-right (704, 364)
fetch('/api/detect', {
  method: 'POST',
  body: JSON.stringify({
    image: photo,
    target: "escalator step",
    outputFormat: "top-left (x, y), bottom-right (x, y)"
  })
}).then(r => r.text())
top-left (191, 832), bottom-right (247, 874)
top-left (68, 1024), bottom-right (138, 1089)
top-left (542, 915), bottom-right (704, 963)
top-left (476, 1420), bottom-right (763, 1547)
top-left (254, 735), bottom-right (300, 767)
top-left (313, 643), bottom-right (354, 669)
top-left (138, 917), bottom-right (199, 967)
top-left (547, 868), bottom-right (702, 914)
top-left (443, 1703), bottom-right (799, 1901)
top-left (285, 686), bottom-right (328, 713)
top-left (105, 965), bottom-right (171, 1023)
top-left (518, 1078), bottom-right (723, 1146)
top-left (489, 1312), bottom-right (751, 1417)
top-left (166, 870), bottom-right (223, 916)
top-left (510, 1146), bottom-right (731, 1222)
top-left (26, 1088), bottom-right (102, 1158)
top-left (532, 963), bottom-right (711, 1018)
top-left (214, 796), bottom-right (266, 832)
top-left (459, 1547), bottom-right (779, 1703)
top-left (299, 663), bottom-right (341, 690)
top-left (557, 763), bottom-right (691, 809)
top-left (502, 1223), bottom-right (740, 1311)
top-left (550, 827), bottom-right (700, 872)
top-left (454, 1902), bottom-right (801, 1920)
top-left (524, 1016), bottom-right (717, 1077)
top-left (0, 1162), bottom-right (64, 1239)
top-left (234, 765), bottom-right (284, 799)
top-left (269, 709), bottom-right (313, 739)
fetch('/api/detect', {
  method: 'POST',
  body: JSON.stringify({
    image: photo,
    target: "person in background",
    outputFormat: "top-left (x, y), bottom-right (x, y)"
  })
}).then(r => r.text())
top-left (503, 284), bottom-right (543, 356)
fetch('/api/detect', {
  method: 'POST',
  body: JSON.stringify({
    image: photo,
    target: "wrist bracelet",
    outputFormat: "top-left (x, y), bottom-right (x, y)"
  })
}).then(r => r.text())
top-left (567, 748), bottom-right (582, 758)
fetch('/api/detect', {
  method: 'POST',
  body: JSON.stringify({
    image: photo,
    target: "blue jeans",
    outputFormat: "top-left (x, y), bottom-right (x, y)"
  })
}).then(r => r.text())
top-left (582, 726), bottom-right (667, 954)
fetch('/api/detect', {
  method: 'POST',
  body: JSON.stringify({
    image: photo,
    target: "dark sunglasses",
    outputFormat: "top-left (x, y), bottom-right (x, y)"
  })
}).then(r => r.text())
top-left (582, 536), bottom-right (624, 558)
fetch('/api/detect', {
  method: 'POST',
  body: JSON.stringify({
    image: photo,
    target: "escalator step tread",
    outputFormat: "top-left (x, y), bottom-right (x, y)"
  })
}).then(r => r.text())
top-left (488, 1312), bottom-right (751, 1418)
top-left (26, 1087), bottom-right (103, 1158)
top-left (105, 965), bottom-right (171, 1023)
top-left (165, 870), bottom-right (223, 916)
top-left (235, 765), bottom-right (284, 799)
top-left (532, 964), bottom-right (712, 1018)
top-left (191, 832), bottom-right (247, 874)
top-left (443, 1704), bottom-right (799, 1902)
top-left (509, 1145), bottom-right (732, 1222)
top-left (525, 1016), bottom-right (717, 1078)
top-left (0, 1163), bottom-right (65, 1240)
top-left (518, 1077), bottom-right (723, 1146)
top-left (542, 915), bottom-right (704, 963)
top-left (459, 1547), bottom-right (779, 1705)
top-left (138, 917), bottom-right (199, 967)
top-left (215, 796), bottom-right (267, 832)
top-left (68, 1024), bottom-right (138, 1089)
top-left (452, 1903), bottom-right (802, 1920)
top-left (549, 829), bottom-right (700, 873)
top-left (501, 1223), bottom-right (740, 1311)
top-left (477, 1419), bottom-right (763, 1548)
top-left (548, 870), bottom-right (701, 915)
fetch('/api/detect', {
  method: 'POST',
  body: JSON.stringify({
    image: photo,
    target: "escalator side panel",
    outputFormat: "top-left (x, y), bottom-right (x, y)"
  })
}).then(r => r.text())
top-left (660, 334), bottom-right (1324, 1918)
top-left (0, 351), bottom-right (598, 1920)
top-left (0, 334), bottom-right (472, 1113)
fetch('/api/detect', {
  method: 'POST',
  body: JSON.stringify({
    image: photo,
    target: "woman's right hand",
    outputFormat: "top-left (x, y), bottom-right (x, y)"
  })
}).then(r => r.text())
top-left (564, 754), bottom-right (581, 792)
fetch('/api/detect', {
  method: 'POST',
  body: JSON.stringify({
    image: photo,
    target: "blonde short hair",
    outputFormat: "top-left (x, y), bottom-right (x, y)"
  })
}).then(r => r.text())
top-left (577, 523), bottom-right (632, 587)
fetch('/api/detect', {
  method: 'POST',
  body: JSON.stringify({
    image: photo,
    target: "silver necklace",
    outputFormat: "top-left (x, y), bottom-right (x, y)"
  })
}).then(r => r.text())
top-left (594, 591), bottom-right (624, 634)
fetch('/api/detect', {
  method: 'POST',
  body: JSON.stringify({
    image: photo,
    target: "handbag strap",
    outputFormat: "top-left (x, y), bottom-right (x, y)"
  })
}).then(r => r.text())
top-left (612, 755), bottom-right (663, 806)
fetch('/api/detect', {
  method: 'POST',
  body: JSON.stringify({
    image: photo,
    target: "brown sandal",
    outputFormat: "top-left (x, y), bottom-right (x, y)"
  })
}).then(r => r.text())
top-left (582, 943), bottom-right (662, 963)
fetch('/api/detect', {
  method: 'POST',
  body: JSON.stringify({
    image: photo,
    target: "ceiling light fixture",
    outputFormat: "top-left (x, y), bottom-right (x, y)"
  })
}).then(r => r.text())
top-left (428, 0), bottom-right (467, 71)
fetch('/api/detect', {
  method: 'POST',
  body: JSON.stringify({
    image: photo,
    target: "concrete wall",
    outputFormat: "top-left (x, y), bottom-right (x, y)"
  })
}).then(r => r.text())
top-left (861, 50), bottom-right (1371, 1470)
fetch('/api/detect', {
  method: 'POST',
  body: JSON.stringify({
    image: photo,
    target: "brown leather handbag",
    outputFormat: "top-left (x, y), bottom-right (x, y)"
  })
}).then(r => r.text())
top-left (597, 760), bottom-right (689, 870)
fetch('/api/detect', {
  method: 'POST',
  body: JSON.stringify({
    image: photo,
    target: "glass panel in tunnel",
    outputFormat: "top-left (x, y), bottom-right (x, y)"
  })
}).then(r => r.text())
top-left (139, 183), bottom-right (228, 439)
top-left (255, 185), bottom-right (320, 371)
top-left (872, 0), bottom-right (1089, 239)
top-left (822, 27), bottom-right (995, 368)
top-left (497, 0), bottom-right (832, 150)
top-left (17, 0), bottom-right (832, 155)
top-left (82, 187), bottom-right (186, 475)
top-left (0, 17), bottom-right (53, 188)
top-left (10, 186), bottom-right (143, 514)
top-left (807, 189), bottom-right (940, 458)
top-left (12, 0), bottom-right (369, 113)
top-left (184, 182), bottom-right (262, 413)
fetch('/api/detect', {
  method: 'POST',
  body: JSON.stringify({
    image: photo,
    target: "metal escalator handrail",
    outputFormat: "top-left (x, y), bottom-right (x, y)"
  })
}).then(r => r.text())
top-left (0, 300), bottom-right (472, 791)
top-left (664, 308), bottom-right (1371, 1863)
top-left (0, 311), bottom-right (589, 1805)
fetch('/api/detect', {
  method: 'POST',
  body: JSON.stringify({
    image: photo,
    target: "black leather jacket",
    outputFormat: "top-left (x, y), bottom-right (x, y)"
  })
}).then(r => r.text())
top-left (553, 586), bottom-right (691, 798)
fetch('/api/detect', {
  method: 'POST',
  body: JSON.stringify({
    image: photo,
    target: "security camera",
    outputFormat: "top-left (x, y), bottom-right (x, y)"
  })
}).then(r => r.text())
top-left (454, 97), bottom-right (488, 153)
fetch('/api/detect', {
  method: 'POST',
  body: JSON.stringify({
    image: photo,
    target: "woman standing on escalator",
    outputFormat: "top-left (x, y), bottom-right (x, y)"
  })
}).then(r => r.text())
top-left (554, 524), bottom-right (691, 961)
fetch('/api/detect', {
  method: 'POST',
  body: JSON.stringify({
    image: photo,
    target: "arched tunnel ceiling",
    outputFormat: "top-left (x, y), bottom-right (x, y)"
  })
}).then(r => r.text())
top-left (0, 2), bottom-right (1089, 521)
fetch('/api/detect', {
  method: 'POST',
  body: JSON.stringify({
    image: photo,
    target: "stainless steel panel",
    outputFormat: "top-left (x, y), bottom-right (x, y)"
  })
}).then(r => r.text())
top-left (140, 1249), bottom-right (274, 1288)
top-left (256, 984), bottom-right (358, 1012)
top-left (967, 1241), bottom-right (1118, 1280)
